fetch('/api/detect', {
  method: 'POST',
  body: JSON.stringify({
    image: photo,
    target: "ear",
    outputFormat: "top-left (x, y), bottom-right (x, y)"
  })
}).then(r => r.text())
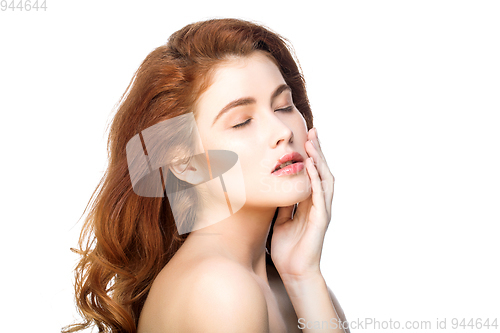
top-left (168, 154), bottom-right (210, 186)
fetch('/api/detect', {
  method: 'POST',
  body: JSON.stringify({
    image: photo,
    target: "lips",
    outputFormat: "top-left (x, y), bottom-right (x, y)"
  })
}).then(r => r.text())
top-left (271, 152), bottom-right (305, 174)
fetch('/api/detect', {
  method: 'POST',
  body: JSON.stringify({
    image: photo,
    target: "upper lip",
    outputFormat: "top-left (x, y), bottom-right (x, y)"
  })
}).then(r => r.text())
top-left (272, 152), bottom-right (304, 173)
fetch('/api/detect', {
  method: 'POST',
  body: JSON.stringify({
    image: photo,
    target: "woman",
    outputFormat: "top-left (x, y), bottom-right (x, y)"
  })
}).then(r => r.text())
top-left (64, 18), bottom-right (349, 333)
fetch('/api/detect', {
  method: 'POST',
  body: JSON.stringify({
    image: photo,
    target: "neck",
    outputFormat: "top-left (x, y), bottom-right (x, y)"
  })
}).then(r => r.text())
top-left (184, 205), bottom-right (277, 283)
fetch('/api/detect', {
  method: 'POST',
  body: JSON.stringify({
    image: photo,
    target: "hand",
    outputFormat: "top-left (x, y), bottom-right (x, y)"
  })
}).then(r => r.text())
top-left (270, 127), bottom-right (335, 282)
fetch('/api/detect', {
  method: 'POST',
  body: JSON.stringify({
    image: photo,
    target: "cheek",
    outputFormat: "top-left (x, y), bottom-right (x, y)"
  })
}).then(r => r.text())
top-left (197, 128), bottom-right (227, 152)
top-left (296, 113), bottom-right (309, 132)
top-left (236, 150), bottom-right (258, 175)
top-left (290, 117), bottom-right (308, 144)
top-left (231, 148), bottom-right (267, 189)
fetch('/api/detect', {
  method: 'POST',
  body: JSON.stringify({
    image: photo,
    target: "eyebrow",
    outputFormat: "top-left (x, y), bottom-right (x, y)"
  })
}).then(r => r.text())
top-left (211, 83), bottom-right (292, 127)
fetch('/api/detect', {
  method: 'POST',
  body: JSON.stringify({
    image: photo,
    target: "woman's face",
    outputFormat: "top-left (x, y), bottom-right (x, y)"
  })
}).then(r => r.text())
top-left (194, 51), bottom-right (311, 208)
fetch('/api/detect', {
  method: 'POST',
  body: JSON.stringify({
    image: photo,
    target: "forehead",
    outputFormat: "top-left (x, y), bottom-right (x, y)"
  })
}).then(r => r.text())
top-left (196, 52), bottom-right (287, 109)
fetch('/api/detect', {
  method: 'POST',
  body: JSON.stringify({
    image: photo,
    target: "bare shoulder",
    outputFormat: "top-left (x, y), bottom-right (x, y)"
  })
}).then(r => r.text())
top-left (138, 257), bottom-right (269, 333)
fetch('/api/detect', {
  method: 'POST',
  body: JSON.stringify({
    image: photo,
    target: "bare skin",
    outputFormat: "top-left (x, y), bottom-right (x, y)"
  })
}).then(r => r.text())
top-left (137, 238), bottom-right (348, 333)
top-left (137, 51), bottom-right (348, 332)
top-left (137, 240), bottom-right (293, 333)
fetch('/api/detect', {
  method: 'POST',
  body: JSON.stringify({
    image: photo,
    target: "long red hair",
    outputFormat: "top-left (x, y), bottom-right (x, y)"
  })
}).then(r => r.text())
top-left (63, 18), bottom-right (313, 333)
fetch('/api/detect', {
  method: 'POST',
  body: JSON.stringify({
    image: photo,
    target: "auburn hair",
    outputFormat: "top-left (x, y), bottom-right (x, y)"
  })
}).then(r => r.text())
top-left (63, 18), bottom-right (313, 333)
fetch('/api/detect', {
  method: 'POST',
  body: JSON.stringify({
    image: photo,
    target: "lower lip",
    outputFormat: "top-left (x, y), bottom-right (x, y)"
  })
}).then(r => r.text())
top-left (271, 162), bottom-right (305, 176)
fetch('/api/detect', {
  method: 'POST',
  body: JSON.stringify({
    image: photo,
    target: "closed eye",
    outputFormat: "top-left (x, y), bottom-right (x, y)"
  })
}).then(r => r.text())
top-left (232, 118), bottom-right (251, 129)
top-left (232, 106), bottom-right (294, 129)
top-left (276, 106), bottom-right (293, 112)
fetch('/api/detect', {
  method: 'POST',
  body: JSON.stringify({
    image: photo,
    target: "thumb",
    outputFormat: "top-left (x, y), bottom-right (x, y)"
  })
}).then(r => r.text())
top-left (274, 204), bottom-right (296, 226)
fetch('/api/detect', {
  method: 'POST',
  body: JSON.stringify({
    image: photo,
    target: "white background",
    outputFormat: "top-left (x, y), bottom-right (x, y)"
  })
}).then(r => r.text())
top-left (1, 1), bottom-right (499, 332)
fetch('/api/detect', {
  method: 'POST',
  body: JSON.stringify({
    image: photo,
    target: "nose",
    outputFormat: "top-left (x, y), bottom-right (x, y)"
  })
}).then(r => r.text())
top-left (268, 112), bottom-right (294, 148)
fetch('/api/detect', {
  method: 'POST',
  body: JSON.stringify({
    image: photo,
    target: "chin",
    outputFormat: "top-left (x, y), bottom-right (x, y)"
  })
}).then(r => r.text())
top-left (278, 186), bottom-right (311, 206)
top-left (249, 181), bottom-right (311, 208)
top-left (244, 170), bottom-right (311, 206)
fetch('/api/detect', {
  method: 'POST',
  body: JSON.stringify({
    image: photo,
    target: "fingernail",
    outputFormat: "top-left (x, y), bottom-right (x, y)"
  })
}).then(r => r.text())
top-left (310, 156), bottom-right (314, 164)
top-left (309, 139), bottom-right (316, 148)
top-left (314, 127), bottom-right (318, 138)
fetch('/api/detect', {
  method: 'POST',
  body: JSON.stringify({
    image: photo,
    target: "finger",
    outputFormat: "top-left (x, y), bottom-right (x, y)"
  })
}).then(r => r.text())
top-left (307, 128), bottom-right (334, 182)
top-left (324, 174), bottom-right (334, 219)
top-left (313, 127), bottom-right (323, 152)
top-left (306, 140), bottom-right (332, 181)
top-left (308, 128), bottom-right (326, 162)
top-left (312, 148), bottom-right (334, 219)
top-left (305, 156), bottom-right (326, 214)
top-left (306, 133), bottom-right (335, 219)
top-left (306, 140), bottom-right (334, 211)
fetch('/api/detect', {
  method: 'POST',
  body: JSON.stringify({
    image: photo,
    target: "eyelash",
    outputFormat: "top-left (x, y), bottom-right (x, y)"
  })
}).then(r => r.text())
top-left (232, 106), bottom-right (294, 129)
